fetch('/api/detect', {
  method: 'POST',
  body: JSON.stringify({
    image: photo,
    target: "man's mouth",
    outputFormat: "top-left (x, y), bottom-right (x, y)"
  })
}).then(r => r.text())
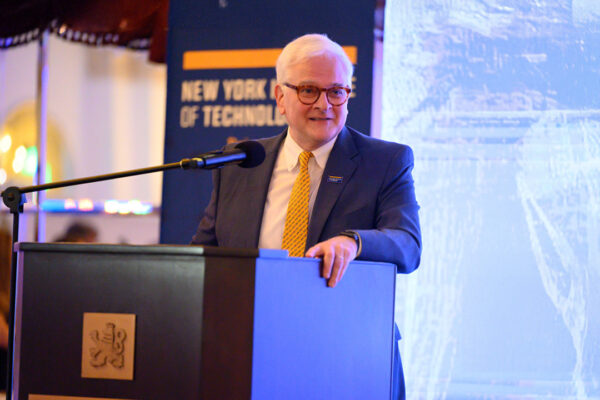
top-left (309, 117), bottom-right (332, 121)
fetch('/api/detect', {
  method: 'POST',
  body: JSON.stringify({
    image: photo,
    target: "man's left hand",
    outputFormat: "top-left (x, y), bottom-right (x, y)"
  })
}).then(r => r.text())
top-left (305, 236), bottom-right (358, 288)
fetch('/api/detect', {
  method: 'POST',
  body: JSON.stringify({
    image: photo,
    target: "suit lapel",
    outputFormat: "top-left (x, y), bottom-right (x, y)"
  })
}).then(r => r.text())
top-left (307, 127), bottom-right (359, 247)
top-left (245, 132), bottom-right (286, 247)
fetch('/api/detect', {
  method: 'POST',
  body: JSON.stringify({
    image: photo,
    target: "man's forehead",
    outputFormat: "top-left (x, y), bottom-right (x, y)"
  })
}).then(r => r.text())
top-left (285, 56), bottom-right (350, 85)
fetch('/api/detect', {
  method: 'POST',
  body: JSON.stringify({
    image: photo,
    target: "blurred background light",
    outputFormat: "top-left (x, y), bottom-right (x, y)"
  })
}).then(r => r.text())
top-left (23, 146), bottom-right (38, 177)
top-left (0, 133), bottom-right (12, 153)
top-left (77, 198), bottom-right (94, 211)
top-left (40, 198), bottom-right (155, 215)
top-left (12, 145), bottom-right (26, 173)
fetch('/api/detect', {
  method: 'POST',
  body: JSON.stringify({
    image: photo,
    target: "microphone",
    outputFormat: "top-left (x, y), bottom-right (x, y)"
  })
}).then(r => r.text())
top-left (185, 140), bottom-right (266, 169)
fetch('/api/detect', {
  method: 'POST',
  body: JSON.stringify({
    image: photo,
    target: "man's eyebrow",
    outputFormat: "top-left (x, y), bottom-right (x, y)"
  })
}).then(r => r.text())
top-left (297, 80), bottom-right (347, 87)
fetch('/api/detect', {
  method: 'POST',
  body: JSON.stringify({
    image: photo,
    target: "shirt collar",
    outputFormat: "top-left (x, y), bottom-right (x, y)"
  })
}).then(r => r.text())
top-left (282, 130), bottom-right (338, 171)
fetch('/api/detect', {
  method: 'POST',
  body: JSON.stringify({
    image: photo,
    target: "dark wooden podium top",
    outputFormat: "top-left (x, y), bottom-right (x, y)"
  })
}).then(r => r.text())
top-left (16, 242), bottom-right (287, 259)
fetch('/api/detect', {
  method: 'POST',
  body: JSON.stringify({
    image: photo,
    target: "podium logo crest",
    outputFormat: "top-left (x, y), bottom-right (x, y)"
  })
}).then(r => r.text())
top-left (81, 313), bottom-right (136, 380)
top-left (90, 322), bottom-right (126, 368)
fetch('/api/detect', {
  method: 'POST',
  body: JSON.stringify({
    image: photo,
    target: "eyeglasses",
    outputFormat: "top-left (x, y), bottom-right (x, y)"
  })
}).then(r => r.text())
top-left (283, 83), bottom-right (351, 106)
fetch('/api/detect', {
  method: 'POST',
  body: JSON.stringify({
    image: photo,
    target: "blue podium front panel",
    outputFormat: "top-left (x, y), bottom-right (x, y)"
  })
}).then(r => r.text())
top-left (251, 256), bottom-right (396, 399)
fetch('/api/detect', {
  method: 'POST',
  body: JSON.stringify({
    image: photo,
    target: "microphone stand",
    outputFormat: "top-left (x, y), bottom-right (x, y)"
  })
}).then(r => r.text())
top-left (1, 156), bottom-right (203, 398)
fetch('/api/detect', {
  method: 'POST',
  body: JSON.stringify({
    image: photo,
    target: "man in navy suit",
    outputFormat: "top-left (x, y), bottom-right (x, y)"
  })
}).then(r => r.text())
top-left (192, 33), bottom-right (421, 399)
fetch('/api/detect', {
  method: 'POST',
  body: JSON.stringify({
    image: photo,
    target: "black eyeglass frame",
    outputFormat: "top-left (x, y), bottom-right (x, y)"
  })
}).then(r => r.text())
top-left (283, 83), bottom-right (352, 106)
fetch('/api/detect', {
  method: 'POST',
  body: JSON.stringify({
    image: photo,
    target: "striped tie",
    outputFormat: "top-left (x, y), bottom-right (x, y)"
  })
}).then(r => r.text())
top-left (282, 151), bottom-right (314, 257)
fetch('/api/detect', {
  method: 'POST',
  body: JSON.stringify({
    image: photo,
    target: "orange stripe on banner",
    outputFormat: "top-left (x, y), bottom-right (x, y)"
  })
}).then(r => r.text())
top-left (183, 46), bottom-right (358, 70)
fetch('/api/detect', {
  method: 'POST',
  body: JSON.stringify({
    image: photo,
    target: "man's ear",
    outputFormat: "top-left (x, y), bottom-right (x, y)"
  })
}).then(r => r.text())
top-left (274, 84), bottom-right (286, 115)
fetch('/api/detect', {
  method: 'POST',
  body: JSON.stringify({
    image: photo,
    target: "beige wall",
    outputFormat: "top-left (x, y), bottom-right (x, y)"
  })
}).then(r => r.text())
top-left (0, 37), bottom-right (167, 243)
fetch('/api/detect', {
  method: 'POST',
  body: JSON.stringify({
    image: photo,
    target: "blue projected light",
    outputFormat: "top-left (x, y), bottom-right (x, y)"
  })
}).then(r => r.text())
top-left (382, 1), bottom-right (600, 399)
top-left (40, 199), bottom-right (155, 215)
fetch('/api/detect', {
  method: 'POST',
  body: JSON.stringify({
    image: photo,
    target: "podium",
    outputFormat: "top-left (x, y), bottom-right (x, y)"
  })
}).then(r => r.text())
top-left (12, 243), bottom-right (397, 400)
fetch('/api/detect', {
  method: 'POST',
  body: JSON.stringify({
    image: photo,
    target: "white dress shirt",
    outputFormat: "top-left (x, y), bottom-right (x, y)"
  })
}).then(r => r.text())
top-left (258, 133), bottom-right (337, 250)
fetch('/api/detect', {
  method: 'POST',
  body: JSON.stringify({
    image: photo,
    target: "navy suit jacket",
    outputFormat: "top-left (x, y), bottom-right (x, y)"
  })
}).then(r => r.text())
top-left (192, 126), bottom-right (421, 274)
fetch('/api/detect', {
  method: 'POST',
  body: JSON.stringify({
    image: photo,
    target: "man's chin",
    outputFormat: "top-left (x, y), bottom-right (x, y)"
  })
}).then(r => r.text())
top-left (289, 124), bottom-right (343, 150)
top-left (307, 130), bottom-right (340, 147)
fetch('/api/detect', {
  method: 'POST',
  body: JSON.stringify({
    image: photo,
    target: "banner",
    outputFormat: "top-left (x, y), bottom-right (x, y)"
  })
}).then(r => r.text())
top-left (161, 0), bottom-right (376, 244)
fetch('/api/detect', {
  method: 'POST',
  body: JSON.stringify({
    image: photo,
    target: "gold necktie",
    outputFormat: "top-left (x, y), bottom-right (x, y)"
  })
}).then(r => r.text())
top-left (282, 151), bottom-right (314, 257)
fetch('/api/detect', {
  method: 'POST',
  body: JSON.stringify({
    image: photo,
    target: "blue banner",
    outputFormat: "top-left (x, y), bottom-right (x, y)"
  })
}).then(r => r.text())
top-left (160, 0), bottom-right (376, 244)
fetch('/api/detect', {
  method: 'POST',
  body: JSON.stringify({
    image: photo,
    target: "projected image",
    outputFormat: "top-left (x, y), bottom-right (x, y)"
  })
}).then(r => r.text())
top-left (382, 1), bottom-right (600, 398)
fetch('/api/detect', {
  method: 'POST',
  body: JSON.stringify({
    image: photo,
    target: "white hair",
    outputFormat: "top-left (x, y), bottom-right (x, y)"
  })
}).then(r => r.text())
top-left (276, 33), bottom-right (353, 86)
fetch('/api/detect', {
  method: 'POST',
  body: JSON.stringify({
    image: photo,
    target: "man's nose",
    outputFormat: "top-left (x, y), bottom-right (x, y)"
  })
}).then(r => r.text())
top-left (313, 90), bottom-right (332, 109)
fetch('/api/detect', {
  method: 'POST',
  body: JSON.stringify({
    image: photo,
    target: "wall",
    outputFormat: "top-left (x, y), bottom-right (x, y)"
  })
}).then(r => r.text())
top-left (0, 37), bottom-right (166, 243)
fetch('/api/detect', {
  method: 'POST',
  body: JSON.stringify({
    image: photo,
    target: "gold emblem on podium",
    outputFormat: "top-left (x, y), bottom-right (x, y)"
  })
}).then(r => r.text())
top-left (90, 322), bottom-right (126, 368)
top-left (81, 313), bottom-right (136, 380)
